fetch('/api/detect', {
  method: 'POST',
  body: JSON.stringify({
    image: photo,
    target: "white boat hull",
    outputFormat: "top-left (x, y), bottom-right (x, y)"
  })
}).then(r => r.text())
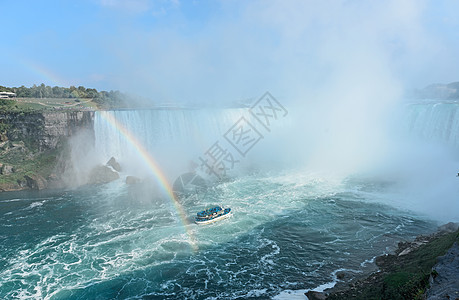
top-left (195, 212), bottom-right (232, 225)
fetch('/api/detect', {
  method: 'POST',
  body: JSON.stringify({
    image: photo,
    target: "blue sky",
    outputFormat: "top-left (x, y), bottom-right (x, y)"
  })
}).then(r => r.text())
top-left (1, 0), bottom-right (459, 103)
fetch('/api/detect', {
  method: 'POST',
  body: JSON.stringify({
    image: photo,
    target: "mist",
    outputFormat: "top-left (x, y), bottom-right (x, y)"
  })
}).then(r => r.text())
top-left (5, 3), bottom-right (459, 299)
top-left (90, 1), bottom-right (454, 104)
top-left (131, 2), bottom-right (455, 221)
top-left (38, 1), bottom-right (459, 221)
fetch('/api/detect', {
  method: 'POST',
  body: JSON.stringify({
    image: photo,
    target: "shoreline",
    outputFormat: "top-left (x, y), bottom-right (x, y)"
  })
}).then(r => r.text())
top-left (303, 222), bottom-right (459, 300)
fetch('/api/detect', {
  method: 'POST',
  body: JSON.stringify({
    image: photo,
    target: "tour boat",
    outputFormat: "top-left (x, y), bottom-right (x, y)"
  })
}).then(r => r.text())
top-left (195, 206), bottom-right (232, 225)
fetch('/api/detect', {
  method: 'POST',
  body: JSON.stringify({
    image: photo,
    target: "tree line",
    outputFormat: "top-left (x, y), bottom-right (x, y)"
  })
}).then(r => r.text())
top-left (0, 84), bottom-right (126, 108)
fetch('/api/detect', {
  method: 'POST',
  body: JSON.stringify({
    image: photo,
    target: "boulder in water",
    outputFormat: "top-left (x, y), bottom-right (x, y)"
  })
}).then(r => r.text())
top-left (125, 176), bottom-right (141, 185)
top-left (88, 165), bottom-right (120, 185)
top-left (305, 291), bottom-right (327, 300)
top-left (106, 157), bottom-right (121, 172)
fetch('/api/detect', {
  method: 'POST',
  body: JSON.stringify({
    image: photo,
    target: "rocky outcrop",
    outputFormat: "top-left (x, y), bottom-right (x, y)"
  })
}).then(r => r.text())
top-left (86, 158), bottom-right (124, 185)
top-left (0, 164), bottom-right (14, 175)
top-left (88, 165), bottom-right (120, 185)
top-left (24, 174), bottom-right (47, 190)
top-left (305, 291), bottom-right (327, 300)
top-left (41, 111), bottom-right (94, 150)
top-left (0, 111), bottom-right (94, 151)
top-left (323, 226), bottom-right (459, 300)
top-left (426, 242), bottom-right (459, 299)
top-left (425, 223), bottom-right (459, 300)
top-left (106, 157), bottom-right (121, 172)
top-left (0, 110), bottom-right (95, 192)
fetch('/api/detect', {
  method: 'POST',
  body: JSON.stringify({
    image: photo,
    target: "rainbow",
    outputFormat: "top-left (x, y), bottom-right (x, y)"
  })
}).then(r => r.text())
top-left (15, 57), bottom-right (70, 87)
top-left (13, 59), bottom-right (198, 251)
top-left (13, 58), bottom-right (99, 109)
top-left (98, 111), bottom-right (198, 252)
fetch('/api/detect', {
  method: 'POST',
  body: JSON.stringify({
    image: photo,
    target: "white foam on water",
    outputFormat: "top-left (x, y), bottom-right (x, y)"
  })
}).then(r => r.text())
top-left (245, 288), bottom-right (268, 298)
top-left (27, 200), bottom-right (45, 209)
top-left (273, 289), bottom-right (309, 299)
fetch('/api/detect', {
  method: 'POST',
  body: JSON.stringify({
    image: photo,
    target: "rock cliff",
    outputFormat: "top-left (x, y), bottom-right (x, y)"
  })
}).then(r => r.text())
top-left (0, 111), bottom-right (94, 151)
top-left (318, 224), bottom-right (459, 300)
top-left (0, 111), bottom-right (95, 191)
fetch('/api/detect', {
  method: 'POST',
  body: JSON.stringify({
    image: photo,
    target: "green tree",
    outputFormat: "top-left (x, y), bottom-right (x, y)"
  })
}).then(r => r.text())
top-left (16, 86), bottom-right (30, 97)
top-left (0, 98), bottom-right (14, 111)
top-left (77, 86), bottom-right (87, 98)
top-left (52, 86), bottom-right (63, 98)
top-left (70, 90), bottom-right (80, 98)
top-left (86, 88), bottom-right (98, 98)
top-left (38, 83), bottom-right (46, 98)
top-left (43, 85), bottom-right (52, 98)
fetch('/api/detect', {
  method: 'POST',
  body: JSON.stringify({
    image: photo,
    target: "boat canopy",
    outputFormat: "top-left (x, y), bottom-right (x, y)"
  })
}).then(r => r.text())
top-left (197, 206), bottom-right (222, 217)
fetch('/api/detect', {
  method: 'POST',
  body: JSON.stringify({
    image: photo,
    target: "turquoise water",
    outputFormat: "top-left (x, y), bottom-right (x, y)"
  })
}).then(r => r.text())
top-left (3, 101), bottom-right (457, 299)
top-left (0, 172), bottom-right (436, 299)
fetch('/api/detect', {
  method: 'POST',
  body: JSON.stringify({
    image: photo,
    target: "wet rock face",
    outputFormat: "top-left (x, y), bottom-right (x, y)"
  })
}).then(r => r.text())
top-left (41, 111), bottom-right (95, 150)
top-left (305, 291), bottom-right (327, 300)
top-left (88, 165), bottom-right (120, 185)
top-left (106, 157), bottom-right (121, 172)
top-left (0, 111), bottom-right (94, 151)
top-left (24, 174), bottom-right (47, 190)
top-left (426, 242), bottom-right (459, 300)
top-left (1, 111), bottom-right (97, 192)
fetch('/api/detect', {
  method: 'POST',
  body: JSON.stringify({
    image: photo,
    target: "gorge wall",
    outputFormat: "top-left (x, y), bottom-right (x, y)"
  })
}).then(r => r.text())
top-left (0, 111), bottom-right (95, 191)
top-left (1, 111), bottom-right (94, 151)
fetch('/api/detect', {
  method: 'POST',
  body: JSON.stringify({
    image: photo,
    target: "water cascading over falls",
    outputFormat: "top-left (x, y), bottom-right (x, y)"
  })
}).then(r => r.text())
top-left (401, 101), bottom-right (459, 150)
top-left (91, 101), bottom-right (459, 182)
top-left (93, 109), bottom-right (255, 180)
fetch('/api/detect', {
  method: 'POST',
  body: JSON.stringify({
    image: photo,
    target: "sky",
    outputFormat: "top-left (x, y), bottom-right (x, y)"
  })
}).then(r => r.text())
top-left (1, 0), bottom-right (459, 103)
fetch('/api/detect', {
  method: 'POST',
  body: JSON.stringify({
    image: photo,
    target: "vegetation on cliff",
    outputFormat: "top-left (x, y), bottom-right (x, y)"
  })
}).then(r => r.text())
top-left (0, 141), bottom-right (59, 191)
top-left (326, 228), bottom-right (459, 300)
top-left (0, 83), bottom-right (131, 191)
top-left (0, 110), bottom-right (95, 191)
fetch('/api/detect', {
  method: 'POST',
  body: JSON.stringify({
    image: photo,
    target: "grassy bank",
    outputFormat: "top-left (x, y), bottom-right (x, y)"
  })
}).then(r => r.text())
top-left (6, 98), bottom-right (96, 112)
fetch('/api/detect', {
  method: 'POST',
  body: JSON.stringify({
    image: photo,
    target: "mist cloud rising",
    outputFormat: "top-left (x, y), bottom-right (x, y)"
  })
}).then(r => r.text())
top-left (90, 1), bottom-right (459, 221)
top-left (88, 0), bottom-right (456, 104)
top-left (3, 1), bottom-right (459, 103)
top-left (3, 1), bottom-right (458, 220)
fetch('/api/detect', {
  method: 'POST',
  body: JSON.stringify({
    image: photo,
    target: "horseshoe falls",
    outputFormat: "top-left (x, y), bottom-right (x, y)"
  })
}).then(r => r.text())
top-left (402, 101), bottom-right (459, 148)
top-left (1, 100), bottom-right (458, 299)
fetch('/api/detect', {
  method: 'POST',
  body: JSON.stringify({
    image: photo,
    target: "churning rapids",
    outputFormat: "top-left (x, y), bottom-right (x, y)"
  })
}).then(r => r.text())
top-left (1, 100), bottom-right (459, 299)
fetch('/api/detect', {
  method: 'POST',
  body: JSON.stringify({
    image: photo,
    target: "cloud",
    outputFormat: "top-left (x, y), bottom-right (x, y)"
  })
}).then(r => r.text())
top-left (99, 2), bottom-right (411, 98)
top-left (81, 0), bottom-right (459, 107)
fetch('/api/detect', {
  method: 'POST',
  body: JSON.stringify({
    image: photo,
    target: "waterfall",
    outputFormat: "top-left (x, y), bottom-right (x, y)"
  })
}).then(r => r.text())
top-left (401, 101), bottom-right (459, 150)
top-left (93, 108), bottom-right (255, 179)
top-left (91, 101), bottom-right (459, 185)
